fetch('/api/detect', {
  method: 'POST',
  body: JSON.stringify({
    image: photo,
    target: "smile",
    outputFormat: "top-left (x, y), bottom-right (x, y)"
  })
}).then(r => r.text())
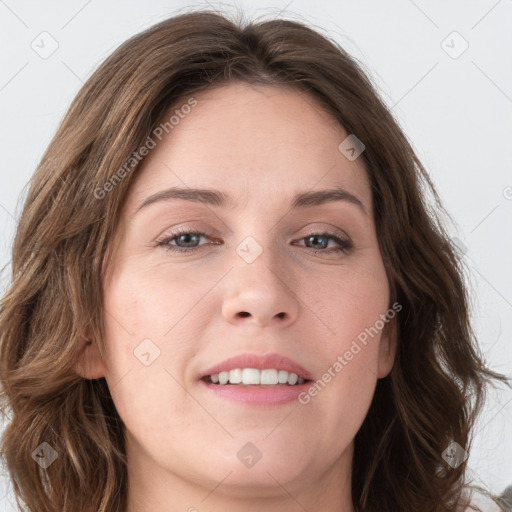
top-left (203, 368), bottom-right (308, 386)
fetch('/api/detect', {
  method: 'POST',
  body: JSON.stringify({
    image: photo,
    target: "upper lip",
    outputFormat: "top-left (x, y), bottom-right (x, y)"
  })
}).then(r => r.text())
top-left (199, 352), bottom-right (313, 381)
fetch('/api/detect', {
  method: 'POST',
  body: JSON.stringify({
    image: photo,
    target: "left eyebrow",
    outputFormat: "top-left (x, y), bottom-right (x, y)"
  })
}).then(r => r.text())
top-left (134, 186), bottom-right (367, 216)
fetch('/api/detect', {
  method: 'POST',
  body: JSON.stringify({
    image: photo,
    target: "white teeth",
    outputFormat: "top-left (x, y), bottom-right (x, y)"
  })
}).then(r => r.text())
top-left (260, 369), bottom-right (278, 385)
top-left (242, 368), bottom-right (260, 385)
top-left (277, 370), bottom-right (288, 384)
top-left (229, 368), bottom-right (242, 384)
top-left (287, 372), bottom-right (298, 385)
top-left (207, 368), bottom-right (307, 386)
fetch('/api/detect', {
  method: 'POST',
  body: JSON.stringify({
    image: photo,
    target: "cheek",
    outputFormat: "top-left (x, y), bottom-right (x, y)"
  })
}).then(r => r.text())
top-left (102, 259), bottom-right (209, 357)
top-left (98, 272), bottom-right (166, 402)
top-left (100, 269), bottom-right (204, 442)
top-left (298, 258), bottom-right (390, 345)
top-left (294, 259), bottom-right (389, 419)
top-left (100, 257), bottom-right (216, 405)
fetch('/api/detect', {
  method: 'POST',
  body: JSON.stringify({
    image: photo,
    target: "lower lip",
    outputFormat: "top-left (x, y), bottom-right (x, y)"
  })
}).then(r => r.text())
top-left (199, 379), bottom-right (312, 407)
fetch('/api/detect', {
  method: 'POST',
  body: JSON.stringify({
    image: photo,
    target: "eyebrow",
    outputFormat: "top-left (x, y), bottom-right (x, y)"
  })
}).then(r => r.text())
top-left (134, 186), bottom-right (367, 216)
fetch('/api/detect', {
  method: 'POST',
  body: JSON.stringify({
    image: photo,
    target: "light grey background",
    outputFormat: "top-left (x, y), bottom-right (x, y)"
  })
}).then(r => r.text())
top-left (0, 1), bottom-right (511, 510)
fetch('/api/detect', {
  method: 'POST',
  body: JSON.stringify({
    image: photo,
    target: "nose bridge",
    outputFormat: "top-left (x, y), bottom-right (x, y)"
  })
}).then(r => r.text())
top-left (221, 231), bottom-right (300, 327)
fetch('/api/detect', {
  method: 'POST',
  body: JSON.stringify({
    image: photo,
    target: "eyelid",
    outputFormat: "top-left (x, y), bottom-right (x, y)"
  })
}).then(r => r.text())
top-left (155, 224), bottom-right (354, 257)
top-left (154, 223), bottom-right (348, 244)
top-left (154, 225), bottom-right (214, 244)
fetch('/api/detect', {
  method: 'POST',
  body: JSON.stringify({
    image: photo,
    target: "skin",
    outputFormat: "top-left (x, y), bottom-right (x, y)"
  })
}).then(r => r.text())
top-left (76, 82), bottom-right (397, 512)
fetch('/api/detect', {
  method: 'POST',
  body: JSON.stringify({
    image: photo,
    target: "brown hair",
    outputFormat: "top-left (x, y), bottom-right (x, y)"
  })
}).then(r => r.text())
top-left (0, 8), bottom-right (509, 512)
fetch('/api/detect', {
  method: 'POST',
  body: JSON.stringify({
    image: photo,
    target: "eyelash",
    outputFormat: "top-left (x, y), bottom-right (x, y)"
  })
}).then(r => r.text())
top-left (156, 227), bottom-right (353, 256)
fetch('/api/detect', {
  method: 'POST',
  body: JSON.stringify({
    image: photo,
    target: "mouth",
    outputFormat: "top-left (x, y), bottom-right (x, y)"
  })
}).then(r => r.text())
top-left (201, 368), bottom-right (311, 387)
top-left (198, 352), bottom-right (313, 386)
top-left (198, 353), bottom-right (313, 406)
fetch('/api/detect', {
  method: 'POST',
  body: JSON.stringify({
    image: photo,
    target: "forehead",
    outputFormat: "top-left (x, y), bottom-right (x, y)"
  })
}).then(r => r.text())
top-left (126, 82), bottom-right (372, 215)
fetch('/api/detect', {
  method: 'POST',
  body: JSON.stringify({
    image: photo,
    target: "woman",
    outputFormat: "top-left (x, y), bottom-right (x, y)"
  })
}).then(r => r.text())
top-left (0, 9), bottom-right (508, 512)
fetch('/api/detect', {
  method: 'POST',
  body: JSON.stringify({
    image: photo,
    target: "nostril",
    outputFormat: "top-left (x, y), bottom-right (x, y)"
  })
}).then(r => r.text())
top-left (239, 312), bottom-right (250, 318)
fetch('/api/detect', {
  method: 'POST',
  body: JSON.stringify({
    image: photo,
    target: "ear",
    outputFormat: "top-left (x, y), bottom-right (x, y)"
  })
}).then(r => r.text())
top-left (376, 317), bottom-right (398, 379)
top-left (74, 335), bottom-right (107, 380)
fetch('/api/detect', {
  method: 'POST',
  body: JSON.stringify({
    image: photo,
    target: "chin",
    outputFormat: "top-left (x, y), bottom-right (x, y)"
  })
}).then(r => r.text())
top-left (199, 442), bottom-right (313, 491)
top-left (201, 462), bottom-right (310, 500)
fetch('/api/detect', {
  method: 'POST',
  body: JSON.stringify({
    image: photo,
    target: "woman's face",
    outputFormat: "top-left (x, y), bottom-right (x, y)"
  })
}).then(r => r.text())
top-left (83, 83), bottom-right (396, 507)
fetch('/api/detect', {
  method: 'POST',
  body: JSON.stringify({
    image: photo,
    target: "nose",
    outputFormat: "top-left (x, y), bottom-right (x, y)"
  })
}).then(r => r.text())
top-left (221, 246), bottom-right (300, 328)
